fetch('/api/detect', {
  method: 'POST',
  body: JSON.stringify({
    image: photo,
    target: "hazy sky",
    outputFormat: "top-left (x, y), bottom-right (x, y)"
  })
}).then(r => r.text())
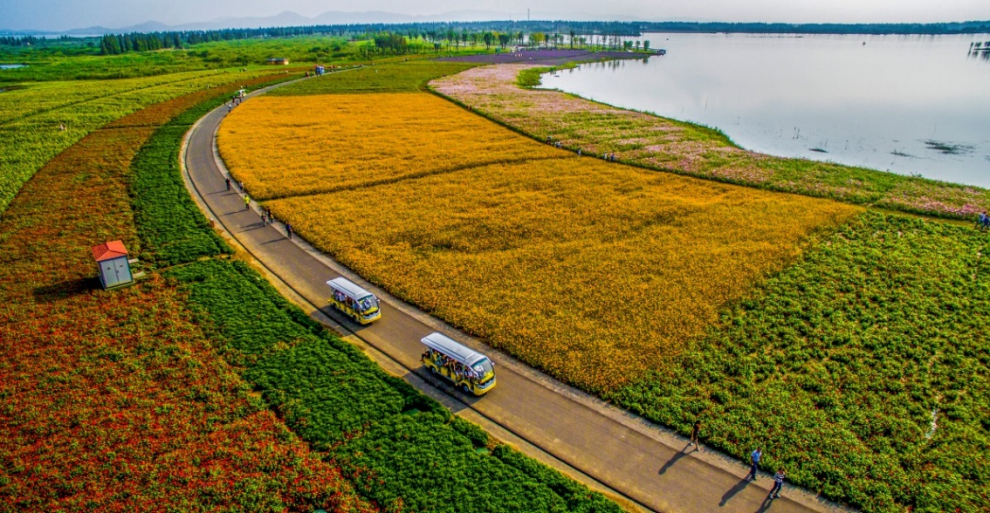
top-left (2, 0), bottom-right (988, 31)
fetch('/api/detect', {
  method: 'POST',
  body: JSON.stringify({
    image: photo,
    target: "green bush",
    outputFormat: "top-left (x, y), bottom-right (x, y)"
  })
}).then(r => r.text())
top-left (270, 60), bottom-right (477, 95)
top-left (130, 124), bottom-right (229, 266)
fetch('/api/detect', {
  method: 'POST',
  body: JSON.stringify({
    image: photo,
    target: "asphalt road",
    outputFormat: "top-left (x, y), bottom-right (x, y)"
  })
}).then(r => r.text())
top-left (181, 78), bottom-right (847, 513)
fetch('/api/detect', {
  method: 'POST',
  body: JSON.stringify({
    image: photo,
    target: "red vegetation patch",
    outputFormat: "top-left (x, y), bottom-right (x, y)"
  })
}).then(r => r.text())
top-left (0, 78), bottom-right (373, 512)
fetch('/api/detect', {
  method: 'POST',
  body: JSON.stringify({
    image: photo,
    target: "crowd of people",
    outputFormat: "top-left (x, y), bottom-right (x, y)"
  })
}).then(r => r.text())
top-left (423, 349), bottom-right (483, 382)
top-left (977, 211), bottom-right (990, 231)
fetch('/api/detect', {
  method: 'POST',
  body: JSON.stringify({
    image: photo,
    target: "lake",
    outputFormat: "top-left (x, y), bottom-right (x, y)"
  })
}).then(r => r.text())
top-left (541, 33), bottom-right (990, 187)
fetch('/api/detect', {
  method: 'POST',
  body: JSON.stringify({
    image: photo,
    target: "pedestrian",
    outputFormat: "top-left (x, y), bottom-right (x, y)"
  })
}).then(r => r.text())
top-left (769, 469), bottom-right (786, 499)
top-left (244, 194), bottom-right (250, 211)
top-left (982, 211), bottom-right (990, 232)
top-left (689, 420), bottom-right (702, 450)
top-left (747, 448), bottom-right (762, 480)
top-left (238, 181), bottom-right (244, 191)
top-left (286, 223), bottom-right (293, 240)
top-left (577, 149), bottom-right (582, 157)
top-left (225, 177), bottom-right (231, 191)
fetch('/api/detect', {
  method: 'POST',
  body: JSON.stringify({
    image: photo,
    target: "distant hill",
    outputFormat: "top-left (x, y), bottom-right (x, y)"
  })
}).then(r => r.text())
top-left (5, 14), bottom-right (989, 38)
top-left (11, 10), bottom-right (648, 36)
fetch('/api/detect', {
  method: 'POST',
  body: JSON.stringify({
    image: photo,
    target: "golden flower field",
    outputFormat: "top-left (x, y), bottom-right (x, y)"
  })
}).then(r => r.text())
top-left (217, 93), bottom-right (567, 200)
top-left (221, 93), bottom-right (863, 390)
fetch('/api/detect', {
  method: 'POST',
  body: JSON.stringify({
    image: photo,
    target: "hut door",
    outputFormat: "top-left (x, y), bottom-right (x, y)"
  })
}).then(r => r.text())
top-left (102, 261), bottom-right (118, 287)
top-left (113, 258), bottom-right (131, 284)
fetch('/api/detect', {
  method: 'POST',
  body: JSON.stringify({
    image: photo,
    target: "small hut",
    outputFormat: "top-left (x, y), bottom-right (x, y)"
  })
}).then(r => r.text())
top-left (266, 57), bottom-right (290, 65)
top-left (92, 240), bottom-right (133, 289)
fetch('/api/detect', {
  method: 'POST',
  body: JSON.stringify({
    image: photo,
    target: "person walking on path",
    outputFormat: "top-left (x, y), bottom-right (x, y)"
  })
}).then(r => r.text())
top-left (746, 448), bottom-right (762, 480)
top-left (286, 223), bottom-right (293, 240)
top-left (769, 469), bottom-right (786, 499)
top-left (689, 420), bottom-right (702, 451)
top-left (244, 194), bottom-right (250, 211)
top-left (981, 211), bottom-right (990, 232)
top-left (225, 177), bottom-right (231, 191)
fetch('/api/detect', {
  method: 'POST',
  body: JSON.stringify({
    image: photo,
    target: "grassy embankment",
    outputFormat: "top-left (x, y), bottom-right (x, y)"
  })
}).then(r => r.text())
top-left (432, 65), bottom-right (990, 220)
top-left (224, 60), bottom-right (990, 511)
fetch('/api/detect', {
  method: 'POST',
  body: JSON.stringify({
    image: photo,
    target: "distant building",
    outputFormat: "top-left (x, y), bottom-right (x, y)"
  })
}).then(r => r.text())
top-left (267, 58), bottom-right (290, 65)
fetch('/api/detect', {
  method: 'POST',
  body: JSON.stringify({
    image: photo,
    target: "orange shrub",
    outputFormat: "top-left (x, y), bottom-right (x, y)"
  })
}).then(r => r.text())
top-left (218, 92), bottom-right (568, 200)
top-left (268, 158), bottom-right (862, 391)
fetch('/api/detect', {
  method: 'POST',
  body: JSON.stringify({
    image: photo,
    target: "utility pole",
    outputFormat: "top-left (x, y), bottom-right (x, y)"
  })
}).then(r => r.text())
top-left (528, 9), bottom-right (530, 22)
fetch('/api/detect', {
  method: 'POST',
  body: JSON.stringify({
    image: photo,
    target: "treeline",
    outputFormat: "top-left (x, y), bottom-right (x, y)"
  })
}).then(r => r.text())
top-left (0, 35), bottom-right (76, 47)
top-left (98, 28), bottom-right (267, 55)
top-left (97, 19), bottom-right (990, 56)
top-left (0, 36), bottom-right (39, 46)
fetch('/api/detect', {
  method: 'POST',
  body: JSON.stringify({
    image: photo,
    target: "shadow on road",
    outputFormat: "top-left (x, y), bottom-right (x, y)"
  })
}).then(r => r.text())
top-left (755, 492), bottom-right (776, 512)
top-left (657, 445), bottom-right (691, 475)
top-left (719, 477), bottom-right (751, 507)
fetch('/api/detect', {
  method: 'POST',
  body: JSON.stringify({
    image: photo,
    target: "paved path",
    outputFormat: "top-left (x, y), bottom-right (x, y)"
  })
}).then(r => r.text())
top-left (181, 79), bottom-right (849, 513)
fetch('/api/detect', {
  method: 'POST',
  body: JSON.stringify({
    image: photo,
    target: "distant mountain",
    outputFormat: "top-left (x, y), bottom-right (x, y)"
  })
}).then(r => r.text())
top-left (44, 9), bottom-right (650, 35)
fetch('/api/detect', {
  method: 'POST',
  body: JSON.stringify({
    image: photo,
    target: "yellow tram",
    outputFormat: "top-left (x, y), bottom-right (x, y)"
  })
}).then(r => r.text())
top-left (327, 277), bottom-right (381, 325)
top-left (421, 332), bottom-right (496, 396)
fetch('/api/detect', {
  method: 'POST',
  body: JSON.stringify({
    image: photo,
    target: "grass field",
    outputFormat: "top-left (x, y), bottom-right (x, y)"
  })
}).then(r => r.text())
top-left (265, 157), bottom-right (858, 390)
top-left (0, 81), bottom-right (371, 512)
top-left (1, 52), bottom-right (625, 511)
top-left (431, 65), bottom-right (990, 219)
top-left (0, 67), bottom-right (285, 215)
top-left (270, 60), bottom-right (478, 95)
top-left (610, 211), bottom-right (990, 511)
top-left (219, 86), bottom-right (861, 391)
top-left (219, 92), bottom-right (565, 199)
top-left (222, 59), bottom-right (990, 511)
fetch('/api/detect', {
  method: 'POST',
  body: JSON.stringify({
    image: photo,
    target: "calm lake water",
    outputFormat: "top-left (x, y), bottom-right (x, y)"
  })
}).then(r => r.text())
top-left (542, 33), bottom-right (990, 187)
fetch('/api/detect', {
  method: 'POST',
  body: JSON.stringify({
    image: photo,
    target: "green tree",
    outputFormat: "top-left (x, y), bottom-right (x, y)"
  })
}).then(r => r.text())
top-left (531, 32), bottom-right (545, 48)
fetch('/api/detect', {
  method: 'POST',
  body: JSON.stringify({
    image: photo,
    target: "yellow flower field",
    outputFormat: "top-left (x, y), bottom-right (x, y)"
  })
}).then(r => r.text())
top-left (218, 93), bottom-right (568, 200)
top-left (266, 156), bottom-right (861, 391)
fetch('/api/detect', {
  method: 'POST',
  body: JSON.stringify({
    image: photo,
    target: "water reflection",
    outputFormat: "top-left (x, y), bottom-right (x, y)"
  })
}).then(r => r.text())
top-left (969, 41), bottom-right (990, 62)
top-left (543, 33), bottom-right (990, 187)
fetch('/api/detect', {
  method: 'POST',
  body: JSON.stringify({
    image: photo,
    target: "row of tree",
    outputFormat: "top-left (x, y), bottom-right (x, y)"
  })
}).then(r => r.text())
top-left (93, 19), bottom-right (990, 56)
top-left (0, 36), bottom-right (39, 46)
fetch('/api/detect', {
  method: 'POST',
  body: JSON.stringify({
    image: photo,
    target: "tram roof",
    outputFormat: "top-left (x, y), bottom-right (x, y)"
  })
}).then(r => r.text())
top-left (420, 332), bottom-right (487, 366)
top-left (326, 277), bottom-right (373, 299)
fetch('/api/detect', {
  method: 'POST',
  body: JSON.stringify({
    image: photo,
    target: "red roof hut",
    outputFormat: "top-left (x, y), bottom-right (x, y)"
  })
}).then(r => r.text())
top-left (92, 240), bottom-right (133, 289)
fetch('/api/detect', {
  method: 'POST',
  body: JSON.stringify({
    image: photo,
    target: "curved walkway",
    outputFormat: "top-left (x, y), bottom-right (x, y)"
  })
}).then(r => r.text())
top-left (181, 77), bottom-right (849, 513)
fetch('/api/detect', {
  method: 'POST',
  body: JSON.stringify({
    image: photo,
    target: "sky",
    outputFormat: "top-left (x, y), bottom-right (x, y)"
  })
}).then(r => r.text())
top-left (2, 0), bottom-right (988, 32)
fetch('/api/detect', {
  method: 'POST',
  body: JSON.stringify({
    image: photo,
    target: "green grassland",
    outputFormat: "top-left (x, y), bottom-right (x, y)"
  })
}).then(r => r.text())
top-left (610, 212), bottom-right (990, 511)
top-left (270, 59), bottom-right (479, 95)
top-left (0, 68), bottom-right (285, 215)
